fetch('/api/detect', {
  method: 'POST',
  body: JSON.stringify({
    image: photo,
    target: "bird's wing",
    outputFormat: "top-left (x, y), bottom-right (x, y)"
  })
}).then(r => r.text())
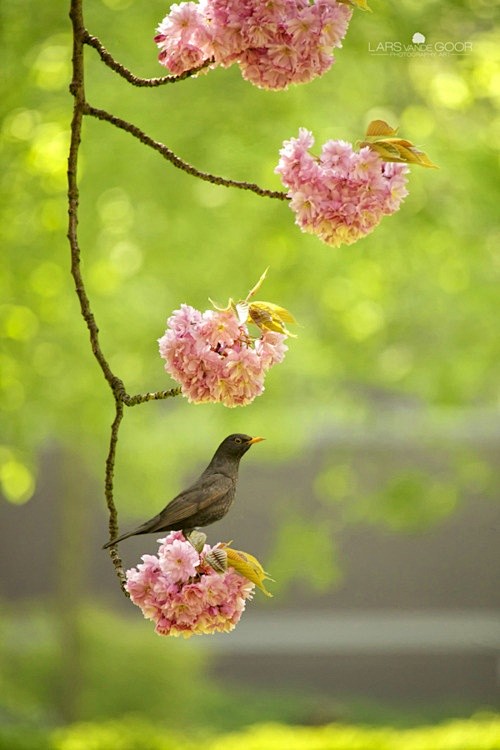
top-left (103, 473), bottom-right (235, 546)
top-left (154, 472), bottom-right (234, 528)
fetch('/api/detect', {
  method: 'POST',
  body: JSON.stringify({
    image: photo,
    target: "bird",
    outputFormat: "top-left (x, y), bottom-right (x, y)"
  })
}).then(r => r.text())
top-left (103, 433), bottom-right (264, 548)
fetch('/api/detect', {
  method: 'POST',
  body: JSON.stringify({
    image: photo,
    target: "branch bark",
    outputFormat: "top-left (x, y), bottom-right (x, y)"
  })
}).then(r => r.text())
top-left (68, 0), bottom-right (129, 589)
top-left (104, 401), bottom-right (128, 590)
top-left (83, 30), bottom-right (213, 86)
top-left (68, 1), bottom-right (125, 398)
top-left (123, 387), bottom-right (182, 407)
top-left (84, 103), bottom-right (289, 200)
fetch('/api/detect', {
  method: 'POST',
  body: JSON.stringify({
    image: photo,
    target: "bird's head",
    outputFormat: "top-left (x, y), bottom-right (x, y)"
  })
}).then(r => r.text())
top-left (218, 433), bottom-right (265, 460)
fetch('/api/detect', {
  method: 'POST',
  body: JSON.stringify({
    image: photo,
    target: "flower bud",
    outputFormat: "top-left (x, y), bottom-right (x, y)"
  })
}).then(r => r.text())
top-left (204, 547), bottom-right (228, 573)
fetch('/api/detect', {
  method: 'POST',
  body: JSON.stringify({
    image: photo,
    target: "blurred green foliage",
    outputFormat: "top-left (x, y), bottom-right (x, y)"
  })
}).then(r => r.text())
top-left (1, 0), bottom-right (499, 740)
top-left (0, 603), bottom-right (208, 726)
top-left (314, 442), bottom-right (498, 532)
top-left (0, 603), bottom-right (324, 731)
top-left (1, 714), bottom-right (500, 750)
top-left (208, 717), bottom-right (500, 750)
top-left (266, 507), bottom-right (343, 592)
top-left (3, 603), bottom-right (492, 736)
top-left (1, 0), bottom-right (499, 515)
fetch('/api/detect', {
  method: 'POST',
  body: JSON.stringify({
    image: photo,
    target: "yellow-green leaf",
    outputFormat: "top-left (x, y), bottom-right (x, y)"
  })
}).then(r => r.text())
top-left (248, 301), bottom-right (297, 337)
top-left (244, 267), bottom-right (269, 302)
top-left (225, 547), bottom-right (274, 597)
top-left (210, 269), bottom-right (297, 337)
top-left (362, 140), bottom-right (404, 161)
top-left (252, 301), bottom-right (296, 324)
top-left (209, 296), bottom-right (233, 313)
top-left (365, 119), bottom-right (398, 138)
top-left (338, 0), bottom-right (372, 11)
top-left (359, 120), bottom-right (438, 168)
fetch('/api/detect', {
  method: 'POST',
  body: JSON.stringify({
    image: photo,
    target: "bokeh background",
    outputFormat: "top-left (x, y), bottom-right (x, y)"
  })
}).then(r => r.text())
top-left (1, 0), bottom-right (499, 747)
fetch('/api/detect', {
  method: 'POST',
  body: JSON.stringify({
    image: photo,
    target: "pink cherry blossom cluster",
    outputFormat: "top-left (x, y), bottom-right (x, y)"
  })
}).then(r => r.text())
top-left (154, 0), bottom-right (353, 90)
top-left (275, 128), bottom-right (410, 247)
top-left (158, 304), bottom-right (287, 407)
top-left (125, 531), bottom-right (255, 638)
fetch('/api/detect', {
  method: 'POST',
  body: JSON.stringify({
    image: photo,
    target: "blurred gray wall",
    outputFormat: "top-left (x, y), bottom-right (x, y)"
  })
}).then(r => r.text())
top-left (1, 414), bottom-right (499, 708)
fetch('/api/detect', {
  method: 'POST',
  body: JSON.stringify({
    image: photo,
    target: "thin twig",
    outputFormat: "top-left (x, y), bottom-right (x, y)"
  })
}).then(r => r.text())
top-left (83, 30), bottom-right (213, 86)
top-left (103, 401), bottom-right (128, 592)
top-left (84, 103), bottom-right (289, 200)
top-left (123, 387), bottom-right (182, 407)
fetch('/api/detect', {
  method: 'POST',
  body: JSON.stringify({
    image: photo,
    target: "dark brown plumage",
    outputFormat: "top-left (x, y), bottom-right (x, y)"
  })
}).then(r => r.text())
top-left (103, 433), bottom-right (264, 548)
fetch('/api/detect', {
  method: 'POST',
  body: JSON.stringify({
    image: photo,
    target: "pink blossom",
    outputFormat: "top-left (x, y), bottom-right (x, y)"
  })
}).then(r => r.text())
top-left (125, 532), bottom-right (255, 638)
top-left (164, 3), bottom-right (203, 40)
top-left (276, 129), bottom-right (409, 247)
top-left (158, 537), bottom-right (200, 582)
top-left (155, 0), bottom-right (353, 90)
top-left (162, 44), bottom-right (205, 75)
top-left (255, 330), bottom-right (289, 368)
top-left (125, 554), bottom-right (165, 620)
top-left (158, 305), bottom-right (287, 407)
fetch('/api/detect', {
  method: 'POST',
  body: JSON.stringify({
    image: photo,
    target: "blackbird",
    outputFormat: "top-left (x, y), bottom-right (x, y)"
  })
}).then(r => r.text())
top-left (103, 433), bottom-right (264, 548)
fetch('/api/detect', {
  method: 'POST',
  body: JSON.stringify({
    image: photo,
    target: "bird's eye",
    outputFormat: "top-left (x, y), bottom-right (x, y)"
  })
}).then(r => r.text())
top-left (234, 437), bottom-right (242, 444)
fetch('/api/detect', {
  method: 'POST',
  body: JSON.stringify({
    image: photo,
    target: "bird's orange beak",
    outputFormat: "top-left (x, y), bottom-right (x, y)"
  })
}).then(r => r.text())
top-left (248, 436), bottom-right (265, 444)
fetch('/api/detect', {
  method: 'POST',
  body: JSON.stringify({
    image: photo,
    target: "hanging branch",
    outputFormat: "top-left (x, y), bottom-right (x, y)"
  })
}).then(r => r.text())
top-left (83, 103), bottom-right (288, 199)
top-left (67, 0), bottom-right (288, 592)
top-left (83, 30), bottom-right (214, 86)
top-left (67, 0), bottom-right (179, 587)
top-left (68, 4), bottom-right (123, 397)
top-left (104, 401), bottom-right (128, 593)
top-left (68, 0), bottom-right (129, 587)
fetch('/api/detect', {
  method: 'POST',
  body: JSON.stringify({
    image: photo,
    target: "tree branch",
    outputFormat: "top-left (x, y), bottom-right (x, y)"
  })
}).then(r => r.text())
top-left (67, 4), bottom-right (125, 399)
top-left (69, 0), bottom-right (286, 596)
top-left (123, 387), bottom-right (182, 407)
top-left (68, 0), bottom-right (165, 594)
top-left (103, 401), bottom-right (128, 593)
top-left (84, 103), bottom-right (289, 200)
top-left (83, 30), bottom-right (213, 86)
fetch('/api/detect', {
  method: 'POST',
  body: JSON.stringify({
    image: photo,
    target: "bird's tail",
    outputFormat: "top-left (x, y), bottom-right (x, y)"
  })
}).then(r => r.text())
top-left (102, 512), bottom-right (165, 549)
top-left (102, 531), bottom-right (136, 549)
top-left (102, 528), bottom-right (138, 549)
